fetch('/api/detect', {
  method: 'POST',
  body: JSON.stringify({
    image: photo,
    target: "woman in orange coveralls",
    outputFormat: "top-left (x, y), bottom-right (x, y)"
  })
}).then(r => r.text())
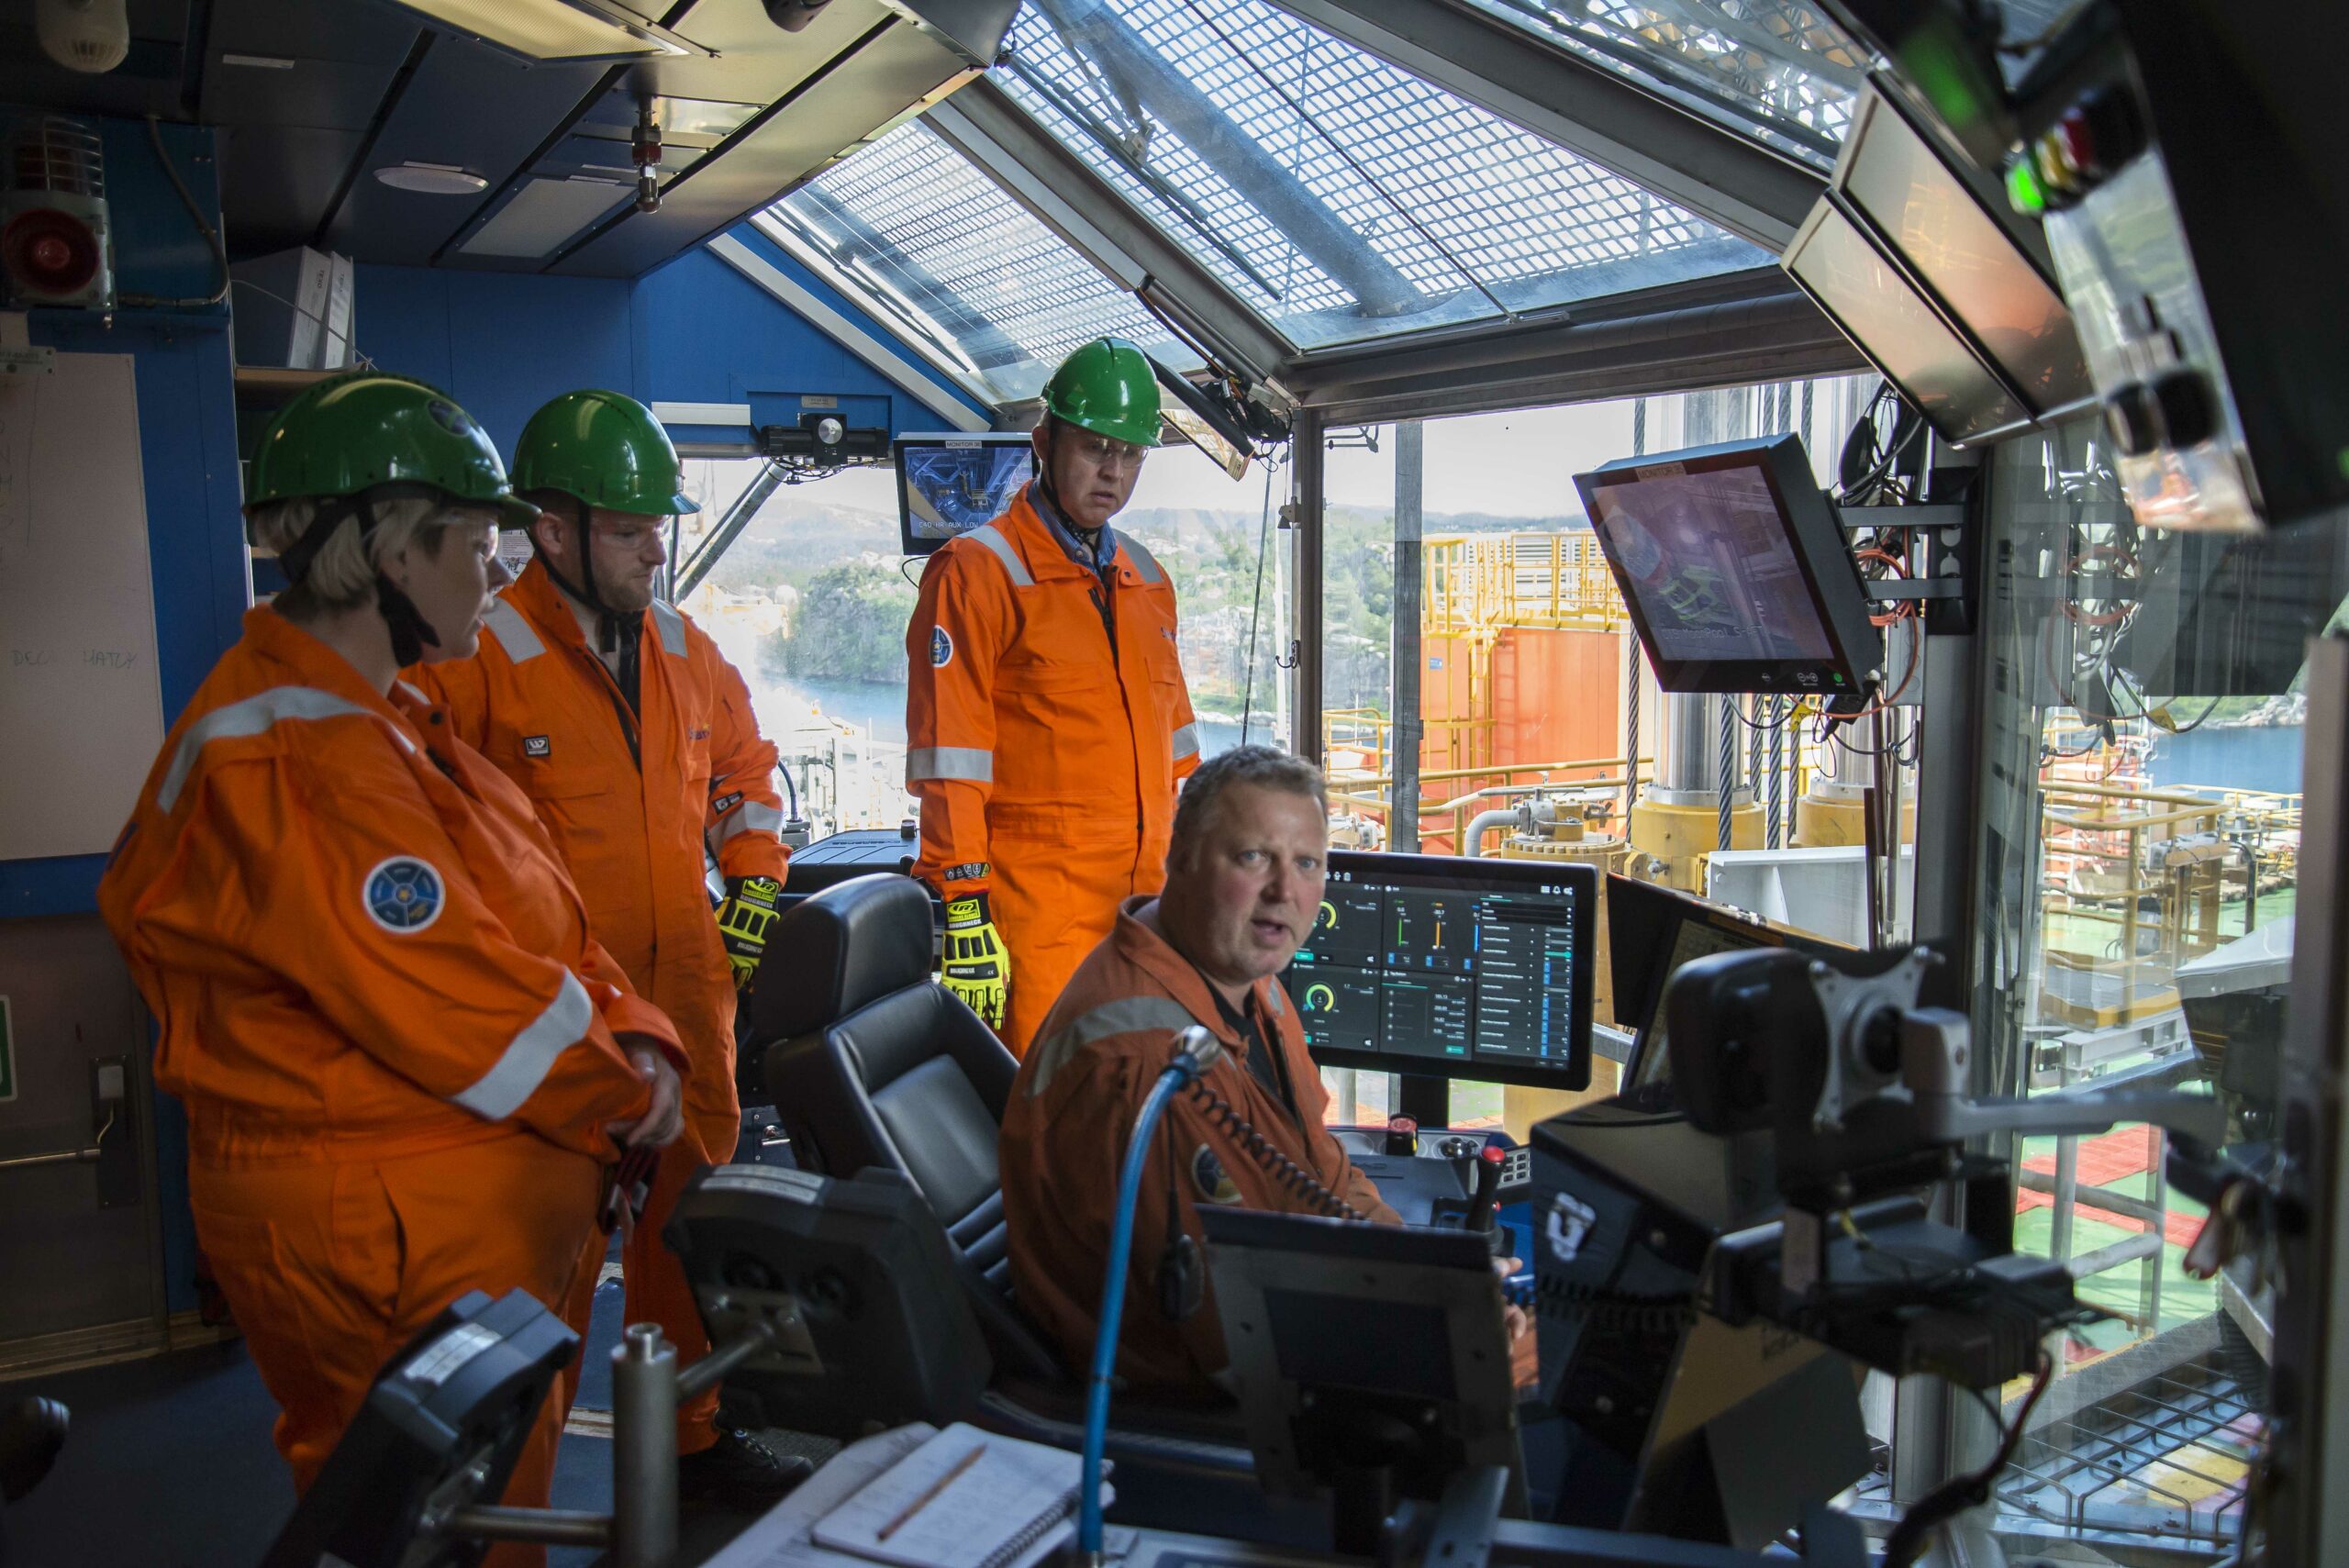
top-left (98, 373), bottom-right (686, 1564)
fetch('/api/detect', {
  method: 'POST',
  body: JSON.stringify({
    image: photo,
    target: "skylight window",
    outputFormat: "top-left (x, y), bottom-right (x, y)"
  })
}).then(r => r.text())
top-left (760, 119), bottom-right (1187, 404)
top-left (1458, 0), bottom-right (1866, 167)
top-left (997, 0), bottom-right (1770, 348)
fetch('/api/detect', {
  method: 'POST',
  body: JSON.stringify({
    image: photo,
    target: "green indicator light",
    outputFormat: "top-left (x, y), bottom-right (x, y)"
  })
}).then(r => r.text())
top-left (2006, 159), bottom-right (2045, 216)
top-left (2338, 446), bottom-right (2349, 482)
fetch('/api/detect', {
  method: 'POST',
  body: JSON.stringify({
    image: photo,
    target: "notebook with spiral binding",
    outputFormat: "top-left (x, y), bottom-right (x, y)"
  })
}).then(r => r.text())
top-left (807, 1422), bottom-right (1101, 1568)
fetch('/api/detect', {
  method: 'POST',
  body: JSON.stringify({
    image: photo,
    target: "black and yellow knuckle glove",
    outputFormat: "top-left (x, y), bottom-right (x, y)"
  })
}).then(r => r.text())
top-left (716, 874), bottom-right (785, 991)
top-left (940, 893), bottom-right (1009, 1030)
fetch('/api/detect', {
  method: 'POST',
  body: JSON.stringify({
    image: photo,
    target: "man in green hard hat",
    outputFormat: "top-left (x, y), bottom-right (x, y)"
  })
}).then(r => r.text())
top-left (410, 388), bottom-right (806, 1506)
top-left (906, 337), bottom-right (1203, 1056)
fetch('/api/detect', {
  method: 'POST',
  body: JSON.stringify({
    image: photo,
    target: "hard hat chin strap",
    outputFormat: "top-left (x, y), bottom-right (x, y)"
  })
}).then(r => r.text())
top-left (534, 495), bottom-right (629, 653)
top-left (1031, 428), bottom-right (1106, 557)
top-left (278, 494), bottom-right (442, 666)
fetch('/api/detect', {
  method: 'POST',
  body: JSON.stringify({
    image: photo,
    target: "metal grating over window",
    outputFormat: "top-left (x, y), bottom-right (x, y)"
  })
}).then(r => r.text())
top-left (1460, 0), bottom-right (1867, 167)
top-left (999, 0), bottom-right (1767, 349)
top-left (762, 119), bottom-right (1185, 404)
top-left (1849, 1349), bottom-right (2261, 1559)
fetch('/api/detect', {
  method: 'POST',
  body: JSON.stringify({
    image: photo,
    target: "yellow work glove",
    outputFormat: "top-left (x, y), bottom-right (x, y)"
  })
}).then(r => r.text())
top-left (941, 893), bottom-right (1010, 1030)
top-left (714, 875), bottom-right (784, 992)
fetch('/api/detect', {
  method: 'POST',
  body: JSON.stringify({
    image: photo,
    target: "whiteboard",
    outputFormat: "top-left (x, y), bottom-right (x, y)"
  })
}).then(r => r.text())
top-left (0, 352), bottom-right (165, 862)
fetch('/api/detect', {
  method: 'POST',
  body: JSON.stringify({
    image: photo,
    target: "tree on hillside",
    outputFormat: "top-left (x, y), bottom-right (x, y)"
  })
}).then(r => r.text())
top-left (763, 558), bottom-right (915, 684)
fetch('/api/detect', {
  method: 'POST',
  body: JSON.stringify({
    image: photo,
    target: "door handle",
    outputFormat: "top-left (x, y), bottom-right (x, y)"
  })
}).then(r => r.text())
top-left (0, 1058), bottom-right (121, 1173)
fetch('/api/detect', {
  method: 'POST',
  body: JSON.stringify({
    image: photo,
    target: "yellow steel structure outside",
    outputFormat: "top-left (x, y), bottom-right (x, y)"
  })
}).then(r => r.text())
top-left (1422, 532), bottom-right (1630, 637)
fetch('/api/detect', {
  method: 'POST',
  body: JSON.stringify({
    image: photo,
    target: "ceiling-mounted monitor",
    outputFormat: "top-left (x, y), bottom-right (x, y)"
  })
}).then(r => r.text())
top-left (1785, 203), bottom-right (2030, 446)
top-left (1575, 434), bottom-right (1884, 698)
top-left (1837, 84), bottom-right (2093, 422)
top-left (894, 433), bottom-right (1034, 556)
top-left (1785, 81), bottom-right (2092, 447)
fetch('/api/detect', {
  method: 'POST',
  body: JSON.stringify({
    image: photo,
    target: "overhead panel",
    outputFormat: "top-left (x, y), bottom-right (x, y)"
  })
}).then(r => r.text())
top-left (759, 118), bottom-right (1190, 402)
top-left (541, 0), bottom-right (1016, 277)
top-left (457, 176), bottom-right (635, 259)
top-left (992, 0), bottom-right (1769, 350)
top-left (555, 13), bottom-right (991, 275)
top-left (197, 0), bottom-right (420, 253)
top-left (321, 42), bottom-right (611, 266)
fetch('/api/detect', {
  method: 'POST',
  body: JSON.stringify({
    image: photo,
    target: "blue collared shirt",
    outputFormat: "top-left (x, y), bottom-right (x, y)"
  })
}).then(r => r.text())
top-left (1030, 483), bottom-right (1117, 577)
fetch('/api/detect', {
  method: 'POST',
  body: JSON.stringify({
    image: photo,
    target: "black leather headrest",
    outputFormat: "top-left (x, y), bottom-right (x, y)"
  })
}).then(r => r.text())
top-left (751, 873), bottom-right (934, 1040)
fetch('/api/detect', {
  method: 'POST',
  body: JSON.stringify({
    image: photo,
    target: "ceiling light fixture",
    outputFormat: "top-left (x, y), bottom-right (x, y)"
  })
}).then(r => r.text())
top-left (35, 0), bottom-right (131, 74)
top-left (374, 161), bottom-right (490, 195)
top-left (377, 0), bottom-right (705, 62)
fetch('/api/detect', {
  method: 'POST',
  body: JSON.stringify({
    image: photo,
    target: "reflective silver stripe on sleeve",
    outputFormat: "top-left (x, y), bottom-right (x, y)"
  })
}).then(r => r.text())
top-left (905, 747), bottom-right (994, 785)
top-left (1264, 980), bottom-right (1286, 1017)
top-left (967, 524), bottom-right (1034, 588)
top-left (1025, 995), bottom-right (1203, 1098)
top-left (450, 971), bottom-right (593, 1121)
top-left (157, 687), bottom-right (400, 812)
top-left (1117, 531), bottom-right (1163, 584)
top-left (650, 601), bottom-right (688, 658)
top-left (480, 599), bottom-right (544, 663)
top-left (1170, 721), bottom-right (1201, 761)
top-left (713, 799), bottom-right (785, 845)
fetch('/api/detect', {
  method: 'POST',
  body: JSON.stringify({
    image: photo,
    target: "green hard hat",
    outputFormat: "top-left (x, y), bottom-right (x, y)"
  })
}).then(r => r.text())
top-left (246, 371), bottom-right (540, 529)
top-left (1041, 337), bottom-right (1163, 448)
top-left (511, 389), bottom-right (697, 517)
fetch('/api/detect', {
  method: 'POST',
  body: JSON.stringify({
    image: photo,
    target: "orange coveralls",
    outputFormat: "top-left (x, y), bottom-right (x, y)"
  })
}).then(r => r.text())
top-left (906, 486), bottom-right (1201, 1055)
top-left (999, 899), bottom-right (1399, 1400)
top-left (414, 556), bottom-right (785, 1450)
top-left (99, 607), bottom-right (682, 1564)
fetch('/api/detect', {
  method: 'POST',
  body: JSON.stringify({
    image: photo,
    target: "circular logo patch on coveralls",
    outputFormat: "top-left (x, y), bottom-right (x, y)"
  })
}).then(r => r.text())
top-left (1192, 1144), bottom-right (1241, 1205)
top-left (364, 857), bottom-right (445, 933)
top-left (930, 626), bottom-right (954, 668)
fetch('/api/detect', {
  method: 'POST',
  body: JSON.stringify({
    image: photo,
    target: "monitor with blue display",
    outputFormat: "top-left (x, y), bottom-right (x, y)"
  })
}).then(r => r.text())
top-left (1281, 851), bottom-right (1593, 1090)
top-left (895, 432), bottom-right (1035, 555)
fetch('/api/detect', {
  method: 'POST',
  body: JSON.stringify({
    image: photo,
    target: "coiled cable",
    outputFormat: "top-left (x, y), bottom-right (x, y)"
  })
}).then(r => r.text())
top-left (1516, 1272), bottom-right (1698, 1336)
top-left (1184, 1077), bottom-right (1367, 1221)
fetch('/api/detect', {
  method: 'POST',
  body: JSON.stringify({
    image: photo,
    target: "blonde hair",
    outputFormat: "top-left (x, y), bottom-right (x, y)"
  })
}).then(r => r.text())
top-left (1167, 745), bottom-right (1328, 869)
top-left (247, 494), bottom-right (452, 617)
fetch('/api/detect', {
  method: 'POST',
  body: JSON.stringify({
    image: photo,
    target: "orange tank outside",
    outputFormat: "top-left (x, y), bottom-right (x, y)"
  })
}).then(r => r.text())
top-left (1415, 627), bottom-right (1626, 854)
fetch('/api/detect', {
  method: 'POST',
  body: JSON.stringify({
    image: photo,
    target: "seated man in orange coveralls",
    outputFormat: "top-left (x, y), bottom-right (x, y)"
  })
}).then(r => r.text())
top-left (999, 746), bottom-right (1535, 1403)
top-left (99, 373), bottom-right (685, 1568)
top-left (997, 745), bottom-right (1399, 1399)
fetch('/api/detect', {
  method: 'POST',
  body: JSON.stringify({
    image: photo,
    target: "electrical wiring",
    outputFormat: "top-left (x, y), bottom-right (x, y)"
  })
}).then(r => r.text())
top-left (117, 116), bottom-right (229, 312)
top-left (1880, 1353), bottom-right (2056, 1568)
top-left (1839, 615), bottom-right (1925, 720)
top-left (1854, 539), bottom-right (1919, 630)
top-left (1836, 384), bottom-right (1928, 506)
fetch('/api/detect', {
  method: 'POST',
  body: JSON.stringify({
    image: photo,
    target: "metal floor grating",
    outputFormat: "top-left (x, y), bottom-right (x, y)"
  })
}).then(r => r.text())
top-left (1853, 1347), bottom-right (2260, 1562)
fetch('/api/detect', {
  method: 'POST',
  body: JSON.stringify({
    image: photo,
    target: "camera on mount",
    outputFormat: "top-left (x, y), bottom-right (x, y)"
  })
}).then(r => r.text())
top-left (1654, 941), bottom-right (2225, 1387)
top-left (758, 412), bottom-right (888, 468)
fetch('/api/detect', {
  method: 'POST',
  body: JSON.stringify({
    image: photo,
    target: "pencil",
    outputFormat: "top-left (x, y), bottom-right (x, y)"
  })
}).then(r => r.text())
top-left (875, 1445), bottom-right (985, 1541)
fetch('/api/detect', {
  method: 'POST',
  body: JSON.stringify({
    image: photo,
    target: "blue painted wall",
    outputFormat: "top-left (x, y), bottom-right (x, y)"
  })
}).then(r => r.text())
top-left (351, 219), bottom-right (987, 454)
top-left (353, 267), bottom-right (639, 453)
